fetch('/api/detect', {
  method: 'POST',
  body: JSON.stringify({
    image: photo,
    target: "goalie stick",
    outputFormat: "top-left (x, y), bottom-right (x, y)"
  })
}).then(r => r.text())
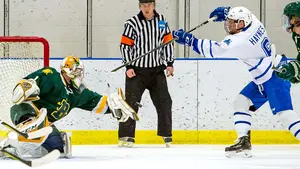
top-left (111, 16), bottom-right (218, 72)
top-left (0, 119), bottom-right (53, 139)
top-left (1, 148), bottom-right (60, 167)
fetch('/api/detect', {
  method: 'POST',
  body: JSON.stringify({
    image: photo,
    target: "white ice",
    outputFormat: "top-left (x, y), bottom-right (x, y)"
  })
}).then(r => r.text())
top-left (1, 145), bottom-right (300, 169)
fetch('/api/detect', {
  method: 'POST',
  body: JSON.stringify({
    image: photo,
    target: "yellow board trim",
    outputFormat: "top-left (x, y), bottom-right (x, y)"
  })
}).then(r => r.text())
top-left (1, 130), bottom-right (299, 145)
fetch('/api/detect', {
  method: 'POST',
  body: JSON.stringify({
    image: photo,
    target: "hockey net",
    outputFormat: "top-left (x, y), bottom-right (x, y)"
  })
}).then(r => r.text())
top-left (0, 36), bottom-right (49, 131)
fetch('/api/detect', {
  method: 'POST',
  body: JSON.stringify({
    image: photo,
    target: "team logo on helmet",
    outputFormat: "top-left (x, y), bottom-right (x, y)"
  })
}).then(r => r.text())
top-left (60, 56), bottom-right (84, 89)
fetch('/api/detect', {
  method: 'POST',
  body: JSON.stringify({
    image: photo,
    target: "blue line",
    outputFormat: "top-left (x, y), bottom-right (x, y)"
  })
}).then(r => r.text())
top-left (249, 58), bottom-right (263, 72)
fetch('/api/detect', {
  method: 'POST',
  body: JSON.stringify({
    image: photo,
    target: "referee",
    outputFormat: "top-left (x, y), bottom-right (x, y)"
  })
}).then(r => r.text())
top-left (119, 0), bottom-right (174, 147)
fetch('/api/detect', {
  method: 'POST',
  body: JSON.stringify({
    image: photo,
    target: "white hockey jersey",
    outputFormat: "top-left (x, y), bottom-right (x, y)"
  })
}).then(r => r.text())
top-left (193, 14), bottom-right (283, 84)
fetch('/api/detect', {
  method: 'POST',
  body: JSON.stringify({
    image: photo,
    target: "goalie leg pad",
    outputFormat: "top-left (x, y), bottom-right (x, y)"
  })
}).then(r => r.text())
top-left (1, 107), bottom-right (50, 158)
top-left (41, 127), bottom-right (64, 153)
top-left (41, 131), bottom-right (72, 158)
top-left (60, 132), bottom-right (72, 158)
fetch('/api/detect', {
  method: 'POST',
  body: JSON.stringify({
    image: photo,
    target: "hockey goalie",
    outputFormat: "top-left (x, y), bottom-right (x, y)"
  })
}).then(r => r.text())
top-left (0, 55), bottom-right (139, 162)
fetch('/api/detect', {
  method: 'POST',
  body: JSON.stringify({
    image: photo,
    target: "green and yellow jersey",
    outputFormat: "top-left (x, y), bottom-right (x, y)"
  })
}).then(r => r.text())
top-left (292, 32), bottom-right (300, 60)
top-left (10, 67), bottom-right (107, 124)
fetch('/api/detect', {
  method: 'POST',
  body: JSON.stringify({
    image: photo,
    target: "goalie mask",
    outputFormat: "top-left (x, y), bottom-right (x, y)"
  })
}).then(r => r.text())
top-left (60, 56), bottom-right (84, 89)
top-left (224, 6), bottom-right (252, 34)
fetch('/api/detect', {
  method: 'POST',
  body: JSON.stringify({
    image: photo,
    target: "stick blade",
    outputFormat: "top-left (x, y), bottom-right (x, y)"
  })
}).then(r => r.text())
top-left (30, 149), bottom-right (60, 167)
top-left (271, 44), bottom-right (277, 69)
top-left (271, 44), bottom-right (276, 57)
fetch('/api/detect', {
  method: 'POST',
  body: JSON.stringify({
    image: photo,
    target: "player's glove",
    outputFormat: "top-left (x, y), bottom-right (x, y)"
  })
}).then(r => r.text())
top-left (172, 29), bottom-right (195, 46)
top-left (209, 7), bottom-right (231, 22)
top-left (275, 60), bottom-right (300, 80)
top-left (290, 75), bottom-right (300, 84)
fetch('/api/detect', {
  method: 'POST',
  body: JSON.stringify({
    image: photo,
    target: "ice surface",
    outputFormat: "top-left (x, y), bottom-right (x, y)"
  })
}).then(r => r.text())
top-left (1, 145), bottom-right (300, 169)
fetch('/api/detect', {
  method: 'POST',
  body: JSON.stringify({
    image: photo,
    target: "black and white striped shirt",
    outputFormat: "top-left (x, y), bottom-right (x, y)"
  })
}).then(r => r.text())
top-left (120, 10), bottom-right (174, 69)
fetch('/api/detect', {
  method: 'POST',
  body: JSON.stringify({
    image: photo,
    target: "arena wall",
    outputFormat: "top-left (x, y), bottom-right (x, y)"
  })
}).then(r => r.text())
top-left (47, 59), bottom-right (300, 144)
top-left (0, 0), bottom-right (297, 58)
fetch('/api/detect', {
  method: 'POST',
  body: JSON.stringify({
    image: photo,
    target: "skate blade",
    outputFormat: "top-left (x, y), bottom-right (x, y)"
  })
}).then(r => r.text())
top-left (118, 141), bottom-right (134, 148)
top-left (225, 150), bottom-right (252, 158)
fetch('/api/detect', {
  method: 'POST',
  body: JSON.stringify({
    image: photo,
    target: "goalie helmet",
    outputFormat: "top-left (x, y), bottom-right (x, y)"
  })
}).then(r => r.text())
top-left (60, 56), bottom-right (84, 89)
top-left (225, 6), bottom-right (252, 34)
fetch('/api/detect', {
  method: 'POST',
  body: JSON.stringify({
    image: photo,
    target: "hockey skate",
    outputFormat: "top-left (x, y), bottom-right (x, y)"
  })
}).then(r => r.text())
top-left (225, 132), bottom-right (252, 158)
top-left (163, 137), bottom-right (172, 148)
top-left (118, 137), bottom-right (135, 148)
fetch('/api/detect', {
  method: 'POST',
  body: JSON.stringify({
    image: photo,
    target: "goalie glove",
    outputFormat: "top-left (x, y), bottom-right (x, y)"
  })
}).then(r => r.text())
top-left (107, 88), bottom-right (139, 122)
top-left (12, 79), bottom-right (40, 105)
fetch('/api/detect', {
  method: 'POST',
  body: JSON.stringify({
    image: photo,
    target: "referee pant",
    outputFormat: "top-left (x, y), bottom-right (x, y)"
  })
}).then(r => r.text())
top-left (118, 65), bottom-right (172, 138)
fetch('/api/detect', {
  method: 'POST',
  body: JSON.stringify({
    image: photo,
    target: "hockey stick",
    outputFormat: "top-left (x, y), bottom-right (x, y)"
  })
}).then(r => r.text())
top-left (270, 44), bottom-right (283, 73)
top-left (271, 44), bottom-right (277, 70)
top-left (111, 16), bottom-right (218, 72)
top-left (0, 119), bottom-right (53, 139)
top-left (1, 149), bottom-right (60, 167)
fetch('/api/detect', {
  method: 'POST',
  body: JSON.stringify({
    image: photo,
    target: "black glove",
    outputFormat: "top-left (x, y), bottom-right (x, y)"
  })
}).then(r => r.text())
top-left (290, 75), bottom-right (300, 84)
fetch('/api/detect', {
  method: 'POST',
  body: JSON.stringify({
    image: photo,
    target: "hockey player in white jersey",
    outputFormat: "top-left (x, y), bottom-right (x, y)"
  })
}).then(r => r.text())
top-left (173, 6), bottom-right (300, 157)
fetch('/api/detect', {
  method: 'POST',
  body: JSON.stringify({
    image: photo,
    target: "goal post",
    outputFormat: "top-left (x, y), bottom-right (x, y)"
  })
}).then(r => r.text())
top-left (0, 36), bottom-right (49, 126)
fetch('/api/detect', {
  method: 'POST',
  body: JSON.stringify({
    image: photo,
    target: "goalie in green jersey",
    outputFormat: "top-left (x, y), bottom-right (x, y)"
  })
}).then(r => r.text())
top-left (275, 1), bottom-right (300, 83)
top-left (0, 55), bottom-right (139, 159)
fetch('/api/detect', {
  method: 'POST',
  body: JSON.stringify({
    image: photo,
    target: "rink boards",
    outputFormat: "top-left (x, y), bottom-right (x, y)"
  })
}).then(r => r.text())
top-left (1, 58), bottom-right (300, 144)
